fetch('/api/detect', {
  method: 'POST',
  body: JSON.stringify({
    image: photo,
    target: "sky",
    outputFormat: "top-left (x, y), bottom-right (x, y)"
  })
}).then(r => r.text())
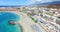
top-left (0, 0), bottom-right (60, 6)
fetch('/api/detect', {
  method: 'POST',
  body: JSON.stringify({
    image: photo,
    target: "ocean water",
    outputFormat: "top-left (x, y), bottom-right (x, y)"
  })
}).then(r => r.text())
top-left (0, 12), bottom-right (21, 32)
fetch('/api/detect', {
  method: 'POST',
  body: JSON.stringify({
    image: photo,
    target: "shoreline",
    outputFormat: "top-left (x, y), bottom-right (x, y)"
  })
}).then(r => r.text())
top-left (0, 11), bottom-right (46, 32)
top-left (18, 24), bottom-right (23, 32)
top-left (0, 11), bottom-right (23, 32)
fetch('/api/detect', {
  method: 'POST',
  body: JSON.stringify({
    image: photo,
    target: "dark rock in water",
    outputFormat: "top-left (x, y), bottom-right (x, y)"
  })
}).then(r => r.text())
top-left (8, 20), bottom-right (16, 25)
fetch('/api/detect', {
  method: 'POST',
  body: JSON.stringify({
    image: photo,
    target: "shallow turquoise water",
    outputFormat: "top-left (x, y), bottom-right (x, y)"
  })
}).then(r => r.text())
top-left (0, 12), bottom-right (21, 32)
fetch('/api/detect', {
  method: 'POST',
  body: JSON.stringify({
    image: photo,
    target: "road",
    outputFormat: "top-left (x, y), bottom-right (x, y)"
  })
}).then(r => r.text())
top-left (1, 11), bottom-right (46, 32)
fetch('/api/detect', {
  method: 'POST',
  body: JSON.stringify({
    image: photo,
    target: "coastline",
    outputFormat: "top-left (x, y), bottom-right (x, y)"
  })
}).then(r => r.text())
top-left (0, 11), bottom-right (22, 32)
top-left (18, 24), bottom-right (23, 32)
top-left (0, 11), bottom-right (23, 32)
top-left (0, 11), bottom-right (46, 32)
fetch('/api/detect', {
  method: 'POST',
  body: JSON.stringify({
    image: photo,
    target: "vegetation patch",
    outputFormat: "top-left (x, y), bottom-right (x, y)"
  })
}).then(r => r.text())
top-left (27, 14), bottom-right (37, 23)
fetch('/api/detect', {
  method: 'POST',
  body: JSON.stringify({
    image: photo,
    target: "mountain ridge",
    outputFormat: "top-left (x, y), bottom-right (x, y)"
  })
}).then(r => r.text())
top-left (32, 1), bottom-right (60, 6)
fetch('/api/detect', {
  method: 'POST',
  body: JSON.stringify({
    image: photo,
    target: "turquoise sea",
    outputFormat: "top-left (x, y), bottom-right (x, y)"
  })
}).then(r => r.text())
top-left (0, 12), bottom-right (21, 32)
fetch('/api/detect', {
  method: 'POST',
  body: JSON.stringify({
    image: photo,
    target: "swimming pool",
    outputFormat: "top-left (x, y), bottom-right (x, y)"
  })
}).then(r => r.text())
top-left (0, 12), bottom-right (21, 32)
